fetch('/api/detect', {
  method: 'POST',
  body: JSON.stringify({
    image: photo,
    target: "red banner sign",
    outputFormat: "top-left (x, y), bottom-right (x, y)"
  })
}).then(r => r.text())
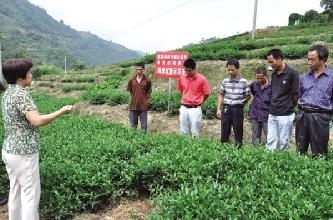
top-left (155, 51), bottom-right (189, 78)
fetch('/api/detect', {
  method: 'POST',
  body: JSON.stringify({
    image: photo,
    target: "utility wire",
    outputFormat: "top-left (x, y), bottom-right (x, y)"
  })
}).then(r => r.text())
top-left (111, 0), bottom-right (195, 39)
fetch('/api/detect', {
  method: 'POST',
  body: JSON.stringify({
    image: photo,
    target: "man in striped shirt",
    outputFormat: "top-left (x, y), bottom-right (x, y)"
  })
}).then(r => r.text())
top-left (217, 58), bottom-right (251, 147)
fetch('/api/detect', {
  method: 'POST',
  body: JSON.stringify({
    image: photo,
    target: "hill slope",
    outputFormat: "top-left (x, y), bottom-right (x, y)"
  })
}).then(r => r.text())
top-left (0, 0), bottom-right (142, 67)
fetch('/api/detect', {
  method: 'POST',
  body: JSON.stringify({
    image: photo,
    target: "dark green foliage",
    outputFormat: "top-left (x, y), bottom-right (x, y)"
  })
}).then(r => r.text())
top-left (72, 63), bottom-right (87, 71)
top-left (321, 0), bottom-right (333, 22)
top-left (148, 91), bottom-right (169, 112)
top-left (289, 13), bottom-right (302, 25)
top-left (202, 95), bottom-right (217, 119)
top-left (62, 85), bottom-right (87, 93)
top-left (61, 76), bottom-right (95, 83)
top-left (82, 87), bottom-right (129, 105)
top-left (106, 90), bottom-right (130, 106)
top-left (105, 74), bottom-right (124, 89)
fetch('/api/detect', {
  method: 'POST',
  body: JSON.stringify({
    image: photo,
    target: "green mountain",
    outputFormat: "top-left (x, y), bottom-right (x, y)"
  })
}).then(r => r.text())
top-left (0, 0), bottom-right (142, 67)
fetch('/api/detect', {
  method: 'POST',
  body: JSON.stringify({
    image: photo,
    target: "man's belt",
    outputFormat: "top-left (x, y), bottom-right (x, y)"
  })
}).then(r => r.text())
top-left (224, 104), bottom-right (244, 108)
top-left (299, 105), bottom-right (332, 114)
top-left (182, 104), bottom-right (201, 108)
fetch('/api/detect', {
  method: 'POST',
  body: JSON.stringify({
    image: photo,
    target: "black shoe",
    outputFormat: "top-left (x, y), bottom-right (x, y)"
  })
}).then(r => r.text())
top-left (0, 196), bottom-right (8, 206)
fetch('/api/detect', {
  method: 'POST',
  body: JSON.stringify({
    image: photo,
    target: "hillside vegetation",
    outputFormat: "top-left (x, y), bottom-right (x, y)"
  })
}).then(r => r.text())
top-left (128, 23), bottom-right (333, 67)
top-left (0, 0), bottom-right (141, 67)
top-left (36, 23), bottom-right (333, 120)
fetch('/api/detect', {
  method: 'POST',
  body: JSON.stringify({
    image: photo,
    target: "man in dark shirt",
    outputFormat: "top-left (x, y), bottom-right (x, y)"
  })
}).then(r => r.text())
top-left (248, 66), bottom-right (272, 146)
top-left (127, 62), bottom-right (152, 132)
top-left (296, 44), bottom-right (333, 157)
top-left (266, 49), bottom-right (299, 151)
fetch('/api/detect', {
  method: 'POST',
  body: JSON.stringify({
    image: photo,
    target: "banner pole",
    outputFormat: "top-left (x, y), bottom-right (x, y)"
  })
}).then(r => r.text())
top-left (167, 78), bottom-right (172, 113)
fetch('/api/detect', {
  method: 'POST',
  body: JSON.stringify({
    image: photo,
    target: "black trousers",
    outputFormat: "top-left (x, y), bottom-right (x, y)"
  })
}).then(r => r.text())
top-left (221, 105), bottom-right (244, 147)
top-left (295, 111), bottom-right (331, 156)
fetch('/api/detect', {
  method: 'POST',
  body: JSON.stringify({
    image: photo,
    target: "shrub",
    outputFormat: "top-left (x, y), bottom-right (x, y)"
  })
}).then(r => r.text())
top-left (62, 85), bottom-right (86, 93)
top-left (32, 65), bottom-right (62, 80)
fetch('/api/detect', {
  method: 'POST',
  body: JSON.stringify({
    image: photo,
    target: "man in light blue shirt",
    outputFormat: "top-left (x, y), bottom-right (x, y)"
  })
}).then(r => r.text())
top-left (296, 44), bottom-right (333, 157)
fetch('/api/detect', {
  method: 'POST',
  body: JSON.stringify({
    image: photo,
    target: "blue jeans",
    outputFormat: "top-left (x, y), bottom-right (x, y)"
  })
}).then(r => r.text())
top-left (129, 110), bottom-right (148, 132)
top-left (266, 113), bottom-right (295, 151)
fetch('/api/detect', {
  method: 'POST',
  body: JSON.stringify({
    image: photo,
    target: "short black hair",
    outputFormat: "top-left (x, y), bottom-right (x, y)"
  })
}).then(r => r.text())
top-left (226, 58), bottom-right (240, 69)
top-left (267, 49), bottom-right (284, 59)
top-left (135, 62), bottom-right (145, 69)
top-left (255, 66), bottom-right (268, 75)
top-left (183, 58), bottom-right (196, 69)
top-left (309, 44), bottom-right (329, 62)
top-left (2, 58), bottom-right (33, 84)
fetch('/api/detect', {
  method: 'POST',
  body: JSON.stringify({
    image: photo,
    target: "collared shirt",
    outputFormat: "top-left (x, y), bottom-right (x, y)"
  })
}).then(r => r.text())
top-left (127, 74), bottom-right (152, 111)
top-left (219, 76), bottom-right (250, 105)
top-left (2, 84), bottom-right (39, 155)
top-left (248, 80), bottom-right (272, 122)
top-left (270, 64), bottom-right (299, 116)
top-left (177, 73), bottom-right (211, 105)
top-left (298, 67), bottom-right (333, 111)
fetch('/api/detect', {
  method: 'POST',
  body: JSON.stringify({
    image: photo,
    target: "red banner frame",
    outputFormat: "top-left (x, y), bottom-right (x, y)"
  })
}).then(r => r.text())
top-left (154, 51), bottom-right (189, 78)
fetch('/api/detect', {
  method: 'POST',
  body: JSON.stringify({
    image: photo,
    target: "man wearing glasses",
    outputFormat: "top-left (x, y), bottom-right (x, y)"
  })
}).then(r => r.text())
top-left (127, 62), bottom-right (152, 132)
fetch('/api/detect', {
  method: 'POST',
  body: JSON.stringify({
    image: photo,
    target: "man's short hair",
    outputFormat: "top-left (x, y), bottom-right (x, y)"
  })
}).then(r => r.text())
top-left (267, 49), bottom-right (284, 60)
top-left (226, 58), bottom-right (240, 69)
top-left (309, 44), bottom-right (329, 62)
top-left (255, 66), bottom-right (268, 75)
top-left (183, 58), bottom-right (196, 69)
top-left (135, 62), bottom-right (145, 69)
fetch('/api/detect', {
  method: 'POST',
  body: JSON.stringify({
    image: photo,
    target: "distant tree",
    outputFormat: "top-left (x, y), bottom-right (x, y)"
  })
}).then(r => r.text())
top-left (289, 10), bottom-right (327, 25)
top-left (303, 10), bottom-right (327, 23)
top-left (72, 63), bottom-right (86, 71)
top-left (288, 13), bottom-right (301, 25)
top-left (304, 10), bottom-right (319, 22)
top-left (320, 0), bottom-right (333, 22)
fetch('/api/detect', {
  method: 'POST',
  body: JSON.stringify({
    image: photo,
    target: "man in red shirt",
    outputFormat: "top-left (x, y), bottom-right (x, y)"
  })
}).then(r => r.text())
top-left (177, 58), bottom-right (211, 137)
top-left (127, 62), bottom-right (152, 132)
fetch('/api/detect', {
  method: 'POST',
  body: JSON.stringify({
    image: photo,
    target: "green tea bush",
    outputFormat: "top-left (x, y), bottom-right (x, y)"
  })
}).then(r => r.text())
top-left (32, 65), bottom-right (62, 80)
top-left (106, 90), bottom-right (130, 106)
top-left (148, 91), bottom-right (169, 112)
top-left (0, 95), bottom-right (332, 219)
top-left (105, 74), bottom-right (125, 89)
top-left (62, 85), bottom-right (86, 93)
top-left (61, 76), bottom-right (95, 83)
top-left (82, 87), bottom-right (111, 104)
top-left (135, 144), bottom-right (333, 219)
top-left (82, 87), bottom-right (129, 105)
top-left (202, 95), bottom-right (216, 119)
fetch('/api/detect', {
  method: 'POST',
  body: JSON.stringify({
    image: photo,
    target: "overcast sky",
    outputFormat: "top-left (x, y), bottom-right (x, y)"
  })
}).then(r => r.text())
top-left (28, 0), bottom-right (323, 54)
